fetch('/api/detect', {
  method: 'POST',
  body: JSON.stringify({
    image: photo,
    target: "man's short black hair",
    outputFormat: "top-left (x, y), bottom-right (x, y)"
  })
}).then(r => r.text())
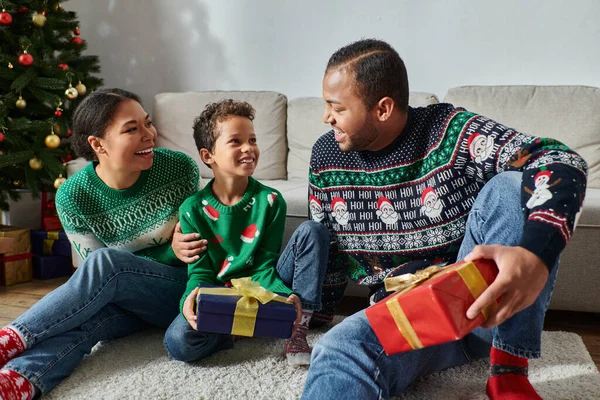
top-left (326, 38), bottom-right (409, 111)
top-left (192, 99), bottom-right (255, 168)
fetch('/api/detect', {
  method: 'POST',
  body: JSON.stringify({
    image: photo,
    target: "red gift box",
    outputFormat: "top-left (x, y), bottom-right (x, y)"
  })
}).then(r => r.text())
top-left (365, 259), bottom-right (498, 355)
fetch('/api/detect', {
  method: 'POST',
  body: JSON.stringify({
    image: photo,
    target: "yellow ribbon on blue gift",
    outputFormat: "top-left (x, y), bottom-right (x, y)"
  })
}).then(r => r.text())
top-left (196, 277), bottom-right (290, 337)
top-left (382, 261), bottom-right (492, 350)
top-left (42, 231), bottom-right (61, 255)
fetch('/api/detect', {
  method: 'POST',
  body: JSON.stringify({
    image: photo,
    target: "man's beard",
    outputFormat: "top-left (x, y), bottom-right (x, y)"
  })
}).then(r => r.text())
top-left (339, 115), bottom-right (379, 152)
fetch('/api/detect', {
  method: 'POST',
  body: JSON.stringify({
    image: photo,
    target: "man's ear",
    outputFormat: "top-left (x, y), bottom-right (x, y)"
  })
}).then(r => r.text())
top-left (88, 136), bottom-right (104, 154)
top-left (199, 148), bottom-right (214, 166)
top-left (376, 97), bottom-right (395, 122)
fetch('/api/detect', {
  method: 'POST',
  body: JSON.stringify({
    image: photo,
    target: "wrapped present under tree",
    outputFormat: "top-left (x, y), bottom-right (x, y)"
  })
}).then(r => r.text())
top-left (0, 224), bottom-right (32, 286)
top-left (31, 229), bottom-right (70, 257)
top-left (365, 259), bottom-right (498, 355)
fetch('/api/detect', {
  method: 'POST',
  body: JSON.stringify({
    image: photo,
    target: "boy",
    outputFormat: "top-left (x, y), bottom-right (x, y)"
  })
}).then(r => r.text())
top-left (163, 99), bottom-right (329, 366)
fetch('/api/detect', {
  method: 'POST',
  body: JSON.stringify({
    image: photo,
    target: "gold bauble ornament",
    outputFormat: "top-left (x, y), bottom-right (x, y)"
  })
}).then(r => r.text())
top-left (65, 85), bottom-right (78, 100)
top-left (29, 157), bottom-right (43, 170)
top-left (13, 180), bottom-right (22, 187)
top-left (54, 174), bottom-right (66, 189)
top-left (45, 133), bottom-right (61, 149)
top-left (32, 13), bottom-right (46, 27)
top-left (76, 81), bottom-right (87, 96)
top-left (16, 96), bottom-right (27, 109)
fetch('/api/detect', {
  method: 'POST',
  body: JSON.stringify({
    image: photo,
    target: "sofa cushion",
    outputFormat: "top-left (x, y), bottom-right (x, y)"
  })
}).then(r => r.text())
top-left (153, 91), bottom-right (288, 180)
top-left (260, 179), bottom-right (308, 218)
top-left (444, 86), bottom-right (600, 189)
top-left (286, 92), bottom-right (440, 181)
top-left (579, 188), bottom-right (600, 226)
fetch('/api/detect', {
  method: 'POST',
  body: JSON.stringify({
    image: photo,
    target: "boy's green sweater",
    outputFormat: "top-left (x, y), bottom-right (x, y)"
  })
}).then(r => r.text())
top-left (55, 148), bottom-right (201, 267)
top-left (179, 176), bottom-right (291, 311)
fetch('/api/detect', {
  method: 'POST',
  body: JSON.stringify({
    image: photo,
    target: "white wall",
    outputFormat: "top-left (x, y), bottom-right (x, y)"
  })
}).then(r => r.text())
top-left (69, 0), bottom-right (600, 109)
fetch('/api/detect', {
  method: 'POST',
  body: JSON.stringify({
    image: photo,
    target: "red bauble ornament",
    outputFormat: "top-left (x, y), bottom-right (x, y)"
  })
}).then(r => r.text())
top-left (41, 10), bottom-right (47, 16)
top-left (0, 132), bottom-right (4, 142)
top-left (18, 7), bottom-right (28, 13)
top-left (58, 63), bottom-right (69, 71)
top-left (74, 28), bottom-right (81, 36)
top-left (71, 37), bottom-right (84, 45)
top-left (0, 11), bottom-right (12, 26)
top-left (18, 53), bottom-right (34, 67)
top-left (54, 110), bottom-right (63, 117)
top-left (67, 129), bottom-right (73, 137)
top-left (61, 154), bottom-right (73, 163)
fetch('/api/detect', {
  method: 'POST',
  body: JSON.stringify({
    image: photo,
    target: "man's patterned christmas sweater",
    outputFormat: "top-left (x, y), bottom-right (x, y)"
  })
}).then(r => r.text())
top-left (308, 104), bottom-right (587, 298)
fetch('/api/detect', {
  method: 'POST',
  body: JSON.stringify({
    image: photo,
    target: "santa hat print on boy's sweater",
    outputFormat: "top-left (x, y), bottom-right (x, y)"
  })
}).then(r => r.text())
top-left (202, 200), bottom-right (220, 222)
top-left (217, 256), bottom-right (234, 278)
top-left (267, 192), bottom-right (278, 206)
top-left (240, 224), bottom-right (260, 243)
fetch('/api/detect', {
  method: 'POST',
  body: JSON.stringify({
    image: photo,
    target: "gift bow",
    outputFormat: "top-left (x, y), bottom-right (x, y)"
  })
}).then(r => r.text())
top-left (230, 277), bottom-right (280, 304)
top-left (198, 277), bottom-right (289, 337)
top-left (384, 265), bottom-right (444, 294)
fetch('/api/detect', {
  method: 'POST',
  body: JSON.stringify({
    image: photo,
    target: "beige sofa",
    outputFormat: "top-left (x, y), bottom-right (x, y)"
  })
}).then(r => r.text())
top-left (69, 86), bottom-right (600, 313)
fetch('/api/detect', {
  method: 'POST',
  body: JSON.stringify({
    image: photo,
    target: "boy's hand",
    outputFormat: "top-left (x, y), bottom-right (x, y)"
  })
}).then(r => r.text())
top-left (183, 287), bottom-right (199, 330)
top-left (172, 222), bottom-right (207, 263)
top-left (465, 245), bottom-right (549, 329)
top-left (287, 294), bottom-right (302, 334)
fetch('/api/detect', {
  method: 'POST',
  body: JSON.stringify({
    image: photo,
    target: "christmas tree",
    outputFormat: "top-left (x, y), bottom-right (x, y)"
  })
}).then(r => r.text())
top-left (0, 0), bottom-right (102, 210)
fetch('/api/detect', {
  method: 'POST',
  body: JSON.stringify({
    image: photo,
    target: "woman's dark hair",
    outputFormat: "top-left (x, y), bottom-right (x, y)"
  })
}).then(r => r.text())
top-left (326, 38), bottom-right (409, 111)
top-left (70, 88), bottom-right (142, 161)
top-left (192, 99), bottom-right (255, 168)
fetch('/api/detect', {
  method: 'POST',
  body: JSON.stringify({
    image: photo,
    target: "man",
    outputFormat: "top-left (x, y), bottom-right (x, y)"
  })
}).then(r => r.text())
top-left (303, 39), bottom-right (587, 399)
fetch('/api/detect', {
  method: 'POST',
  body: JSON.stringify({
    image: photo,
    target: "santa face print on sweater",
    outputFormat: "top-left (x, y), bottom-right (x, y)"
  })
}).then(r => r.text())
top-left (331, 197), bottom-right (350, 225)
top-left (468, 133), bottom-right (495, 163)
top-left (525, 170), bottom-right (562, 209)
top-left (420, 187), bottom-right (444, 220)
top-left (376, 197), bottom-right (399, 226)
top-left (309, 195), bottom-right (325, 222)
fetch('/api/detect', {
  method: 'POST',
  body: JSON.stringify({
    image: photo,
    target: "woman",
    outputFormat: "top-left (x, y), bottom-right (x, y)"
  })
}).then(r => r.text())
top-left (0, 88), bottom-right (206, 399)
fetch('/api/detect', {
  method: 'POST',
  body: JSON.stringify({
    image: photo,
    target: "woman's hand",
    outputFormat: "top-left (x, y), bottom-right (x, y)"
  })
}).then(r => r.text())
top-left (172, 222), bottom-right (207, 263)
top-left (287, 294), bottom-right (303, 334)
top-left (183, 287), bottom-right (199, 330)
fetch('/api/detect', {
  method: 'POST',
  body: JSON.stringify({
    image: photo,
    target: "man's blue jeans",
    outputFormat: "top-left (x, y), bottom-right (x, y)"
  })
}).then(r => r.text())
top-left (302, 172), bottom-right (560, 400)
top-left (5, 248), bottom-right (189, 395)
top-left (163, 221), bottom-right (330, 362)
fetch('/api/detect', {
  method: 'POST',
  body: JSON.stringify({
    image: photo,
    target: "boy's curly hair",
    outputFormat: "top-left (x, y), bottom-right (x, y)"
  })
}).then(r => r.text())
top-left (193, 99), bottom-right (255, 160)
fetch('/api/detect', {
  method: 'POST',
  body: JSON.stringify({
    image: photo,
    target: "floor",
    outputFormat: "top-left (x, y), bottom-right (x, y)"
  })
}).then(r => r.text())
top-left (1, 277), bottom-right (599, 370)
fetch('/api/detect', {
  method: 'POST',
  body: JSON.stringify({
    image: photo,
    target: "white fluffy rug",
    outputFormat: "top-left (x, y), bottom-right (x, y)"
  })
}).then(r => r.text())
top-left (46, 317), bottom-right (600, 400)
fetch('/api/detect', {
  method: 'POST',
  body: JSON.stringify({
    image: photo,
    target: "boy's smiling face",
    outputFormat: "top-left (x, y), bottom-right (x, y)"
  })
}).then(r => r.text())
top-left (200, 115), bottom-right (259, 178)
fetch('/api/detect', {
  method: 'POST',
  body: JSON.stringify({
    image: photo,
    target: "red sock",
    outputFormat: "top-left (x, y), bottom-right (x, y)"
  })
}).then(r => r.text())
top-left (0, 369), bottom-right (33, 400)
top-left (0, 328), bottom-right (26, 367)
top-left (487, 347), bottom-right (542, 400)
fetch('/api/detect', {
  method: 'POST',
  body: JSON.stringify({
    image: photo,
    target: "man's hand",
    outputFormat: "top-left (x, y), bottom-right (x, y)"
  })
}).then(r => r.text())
top-left (183, 287), bottom-right (199, 330)
top-left (172, 222), bottom-right (207, 263)
top-left (465, 245), bottom-right (549, 329)
top-left (287, 294), bottom-right (303, 334)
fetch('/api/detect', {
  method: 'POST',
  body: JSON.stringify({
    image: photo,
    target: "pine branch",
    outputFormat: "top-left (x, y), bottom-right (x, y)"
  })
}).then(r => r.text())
top-left (0, 150), bottom-right (35, 169)
top-left (34, 77), bottom-right (69, 90)
top-left (10, 68), bottom-right (37, 92)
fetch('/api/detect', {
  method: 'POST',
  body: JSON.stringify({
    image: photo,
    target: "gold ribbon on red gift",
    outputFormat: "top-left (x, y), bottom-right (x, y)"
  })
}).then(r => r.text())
top-left (42, 231), bottom-right (61, 255)
top-left (196, 277), bottom-right (291, 337)
top-left (382, 261), bottom-right (493, 350)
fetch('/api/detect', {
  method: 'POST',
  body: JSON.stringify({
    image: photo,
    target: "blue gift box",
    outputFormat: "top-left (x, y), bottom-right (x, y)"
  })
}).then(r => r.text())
top-left (32, 255), bottom-right (72, 280)
top-left (31, 230), bottom-right (71, 257)
top-left (196, 279), bottom-right (296, 339)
